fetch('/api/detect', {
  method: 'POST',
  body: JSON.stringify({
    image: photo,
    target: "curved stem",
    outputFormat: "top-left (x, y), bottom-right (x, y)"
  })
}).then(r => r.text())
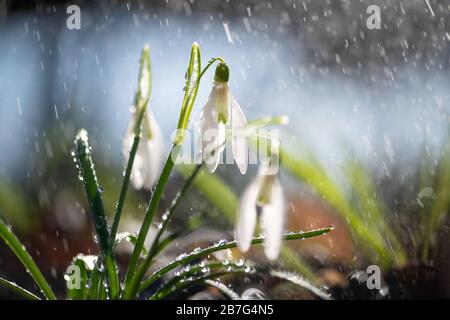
top-left (144, 164), bottom-right (203, 263)
top-left (200, 57), bottom-right (224, 78)
top-left (110, 135), bottom-right (140, 242)
top-left (123, 45), bottom-right (221, 298)
top-left (110, 46), bottom-right (151, 244)
top-left (122, 145), bottom-right (181, 299)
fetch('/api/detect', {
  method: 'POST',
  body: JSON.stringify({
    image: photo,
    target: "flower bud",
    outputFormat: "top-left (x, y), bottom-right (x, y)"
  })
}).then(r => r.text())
top-left (214, 62), bottom-right (229, 83)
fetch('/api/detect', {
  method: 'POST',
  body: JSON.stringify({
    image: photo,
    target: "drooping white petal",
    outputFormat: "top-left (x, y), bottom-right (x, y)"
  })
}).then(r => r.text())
top-left (214, 82), bottom-right (231, 124)
top-left (260, 176), bottom-right (285, 260)
top-left (200, 90), bottom-right (226, 173)
top-left (122, 110), bottom-right (164, 190)
top-left (230, 95), bottom-right (248, 174)
top-left (236, 176), bottom-right (261, 253)
top-left (142, 110), bottom-right (164, 189)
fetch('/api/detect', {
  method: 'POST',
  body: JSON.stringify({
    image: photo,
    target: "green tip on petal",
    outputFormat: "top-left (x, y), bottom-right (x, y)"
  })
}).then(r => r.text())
top-left (214, 62), bottom-right (229, 83)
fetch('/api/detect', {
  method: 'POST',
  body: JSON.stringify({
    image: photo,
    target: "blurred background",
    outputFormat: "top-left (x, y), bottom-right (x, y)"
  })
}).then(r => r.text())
top-left (1, 0), bottom-right (450, 299)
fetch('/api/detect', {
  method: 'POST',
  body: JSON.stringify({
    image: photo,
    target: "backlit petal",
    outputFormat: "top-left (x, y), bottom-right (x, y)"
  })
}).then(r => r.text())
top-left (230, 95), bottom-right (248, 174)
top-left (122, 110), bottom-right (164, 190)
top-left (214, 82), bottom-right (230, 124)
top-left (201, 91), bottom-right (225, 173)
top-left (261, 176), bottom-right (285, 260)
top-left (236, 176), bottom-right (261, 253)
top-left (142, 111), bottom-right (164, 189)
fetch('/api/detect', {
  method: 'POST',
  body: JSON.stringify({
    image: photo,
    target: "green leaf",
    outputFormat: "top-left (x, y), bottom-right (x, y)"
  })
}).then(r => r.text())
top-left (175, 42), bottom-right (201, 144)
top-left (73, 129), bottom-right (119, 299)
top-left (0, 217), bottom-right (56, 300)
top-left (423, 136), bottom-right (450, 260)
top-left (0, 180), bottom-right (37, 232)
top-left (0, 278), bottom-right (40, 300)
top-left (204, 280), bottom-right (240, 300)
top-left (278, 145), bottom-right (395, 269)
top-left (149, 272), bottom-right (235, 300)
top-left (111, 46), bottom-right (152, 243)
top-left (139, 227), bottom-right (333, 293)
top-left (269, 270), bottom-right (331, 300)
top-left (344, 158), bottom-right (407, 266)
top-left (146, 260), bottom-right (252, 299)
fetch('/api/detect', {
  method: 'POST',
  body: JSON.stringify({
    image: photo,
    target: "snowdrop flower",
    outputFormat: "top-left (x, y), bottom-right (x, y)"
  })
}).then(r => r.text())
top-left (123, 110), bottom-right (164, 190)
top-left (122, 45), bottom-right (164, 190)
top-left (236, 161), bottom-right (285, 260)
top-left (200, 62), bottom-right (248, 174)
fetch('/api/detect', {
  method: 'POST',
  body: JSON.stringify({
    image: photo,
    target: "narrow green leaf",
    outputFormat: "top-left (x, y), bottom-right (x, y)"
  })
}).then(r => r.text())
top-left (146, 260), bottom-right (251, 299)
top-left (269, 270), bottom-right (331, 300)
top-left (149, 272), bottom-right (235, 300)
top-left (0, 180), bottom-right (36, 232)
top-left (278, 145), bottom-right (394, 268)
top-left (87, 257), bottom-right (103, 300)
top-left (204, 280), bottom-right (241, 300)
top-left (0, 217), bottom-right (56, 300)
top-left (344, 158), bottom-right (407, 266)
top-left (73, 129), bottom-right (119, 299)
top-left (139, 227), bottom-right (333, 293)
top-left (423, 136), bottom-right (450, 260)
top-left (175, 42), bottom-right (201, 144)
top-left (122, 145), bottom-right (180, 299)
top-left (111, 46), bottom-right (152, 243)
top-left (0, 278), bottom-right (41, 300)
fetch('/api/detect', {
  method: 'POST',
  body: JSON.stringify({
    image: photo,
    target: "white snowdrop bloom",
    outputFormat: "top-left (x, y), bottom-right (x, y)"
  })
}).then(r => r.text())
top-left (200, 62), bottom-right (248, 174)
top-left (123, 110), bottom-right (164, 190)
top-left (236, 162), bottom-right (285, 260)
top-left (122, 46), bottom-right (164, 190)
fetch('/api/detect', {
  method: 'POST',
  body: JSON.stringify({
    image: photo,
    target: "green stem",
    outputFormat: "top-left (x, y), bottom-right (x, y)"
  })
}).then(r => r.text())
top-left (127, 181), bottom-right (199, 295)
top-left (174, 43), bottom-right (201, 144)
top-left (199, 57), bottom-right (224, 78)
top-left (122, 145), bottom-right (181, 299)
top-left (139, 227), bottom-right (333, 293)
top-left (110, 46), bottom-right (151, 243)
top-left (123, 45), bottom-right (222, 298)
top-left (0, 278), bottom-right (41, 300)
top-left (0, 219), bottom-right (56, 300)
top-left (144, 164), bottom-right (203, 263)
top-left (110, 135), bottom-right (140, 242)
